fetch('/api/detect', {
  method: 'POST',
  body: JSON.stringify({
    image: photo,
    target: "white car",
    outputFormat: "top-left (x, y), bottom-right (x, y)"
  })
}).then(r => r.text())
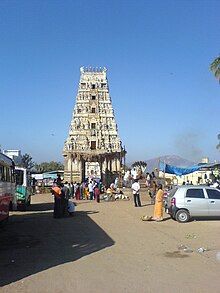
top-left (166, 185), bottom-right (220, 223)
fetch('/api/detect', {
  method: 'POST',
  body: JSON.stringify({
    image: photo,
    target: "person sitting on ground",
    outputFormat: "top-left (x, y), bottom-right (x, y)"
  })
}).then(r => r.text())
top-left (67, 200), bottom-right (76, 216)
top-left (106, 186), bottom-right (115, 201)
top-left (110, 182), bottom-right (116, 191)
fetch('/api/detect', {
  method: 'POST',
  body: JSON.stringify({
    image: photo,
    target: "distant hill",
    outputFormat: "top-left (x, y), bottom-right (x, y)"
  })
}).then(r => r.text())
top-left (144, 155), bottom-right (195, 172)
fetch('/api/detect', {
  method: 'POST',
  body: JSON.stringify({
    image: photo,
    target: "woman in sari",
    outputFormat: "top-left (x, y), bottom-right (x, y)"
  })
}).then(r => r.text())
top-left (83, 184), bottom-right (89, 200)
top-left (52, 184), bottom-right (62, 218)
top-left (152, 184), bottom-right (164, 221)
top-left (94, 185), bottom-right (101, 203)
top-left (75, 183), bottom-right (80, 200)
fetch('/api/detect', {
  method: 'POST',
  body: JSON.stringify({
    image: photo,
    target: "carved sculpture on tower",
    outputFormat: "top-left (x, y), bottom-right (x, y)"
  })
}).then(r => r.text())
top-left (63, 67), bottom-right (126, 184)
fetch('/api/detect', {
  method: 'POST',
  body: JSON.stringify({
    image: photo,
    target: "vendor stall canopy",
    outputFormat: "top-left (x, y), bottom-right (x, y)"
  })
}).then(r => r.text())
top-left (159, 161), bottom-right (220, 176)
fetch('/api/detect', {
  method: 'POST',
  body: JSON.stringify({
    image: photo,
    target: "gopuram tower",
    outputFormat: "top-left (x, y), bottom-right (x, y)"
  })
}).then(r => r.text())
top-left (63, 67), bottom-right (125, 184)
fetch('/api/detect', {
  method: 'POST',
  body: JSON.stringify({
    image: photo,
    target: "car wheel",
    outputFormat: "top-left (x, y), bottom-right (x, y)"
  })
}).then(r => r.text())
top-left (175, 209), bottom-right (190, 223)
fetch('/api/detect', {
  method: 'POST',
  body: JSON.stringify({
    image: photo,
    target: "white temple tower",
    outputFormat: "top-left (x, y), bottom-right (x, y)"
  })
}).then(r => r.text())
top-left (63, 67), bottom-right (125, 184)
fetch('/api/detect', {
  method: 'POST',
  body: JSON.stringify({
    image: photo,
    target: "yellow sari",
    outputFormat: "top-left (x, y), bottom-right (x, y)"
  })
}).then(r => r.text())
top-left (153, 189), bottom-right (164, 221)
top-left (84, 187), bottom-right (89, 200)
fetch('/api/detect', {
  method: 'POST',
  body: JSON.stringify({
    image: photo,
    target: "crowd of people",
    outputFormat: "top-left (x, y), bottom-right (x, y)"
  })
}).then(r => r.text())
top-left (51, 168), bottom-right (220, 222)
top-left (52, 173), bottom-right (165, 221)
top-left (131, 175), bottom-right (164, 222)
top-left (51, 176), bottom-right (104, 218)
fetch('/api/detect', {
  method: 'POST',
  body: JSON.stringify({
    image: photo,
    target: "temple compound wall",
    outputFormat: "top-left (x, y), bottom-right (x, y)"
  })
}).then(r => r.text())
top-left (63, 67), bottom-right (125, 184)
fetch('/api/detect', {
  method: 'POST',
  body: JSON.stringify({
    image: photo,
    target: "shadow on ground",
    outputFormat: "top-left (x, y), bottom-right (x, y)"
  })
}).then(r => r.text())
top-left (0, 202), bottom-right (115, 287)
top-left (190, 216), bottom-right (220, 222)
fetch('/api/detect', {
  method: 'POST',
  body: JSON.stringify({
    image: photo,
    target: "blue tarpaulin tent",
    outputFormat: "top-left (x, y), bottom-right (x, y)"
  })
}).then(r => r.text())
top-left (159, 161), bottom-right (206, 176)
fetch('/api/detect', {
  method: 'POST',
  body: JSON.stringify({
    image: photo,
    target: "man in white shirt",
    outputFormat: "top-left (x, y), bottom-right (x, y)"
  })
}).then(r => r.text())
top-left (131, 179), bottom-right (141, 207)
top-left (88, 181), bottom-right (94, 200)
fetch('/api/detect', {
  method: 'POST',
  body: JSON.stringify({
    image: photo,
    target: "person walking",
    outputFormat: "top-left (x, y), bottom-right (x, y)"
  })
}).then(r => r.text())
top-left (84, 183), bottom-right (89, 200)
top-left (88, 181), bottom-right (94, 200)
top-left (150, 180), bottom-right (157, 204)
top-left (80, 182), bottom-right (84, 200)
top-left (94, 184), bottom-right (101, 203)
top-left (145, 173), bottom-right (151, 188)
top-left (75, 183), bottom-right (80, 200)
top-left (152, 184), bottom-right (164, 221)
top-left (98, 181), bottom-right (104, 193)
top-left (61, 182), bottom-right (70, 216)
top-left (32, 177), bottom-right (37, 194)
top-left (68, 182), bottom-right (74, 198)
top-left (131, 179), bottom-right (141, 207)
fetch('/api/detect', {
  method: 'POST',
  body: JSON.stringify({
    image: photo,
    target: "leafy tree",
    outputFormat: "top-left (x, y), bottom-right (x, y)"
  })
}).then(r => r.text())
top-left (34, 161), bottom-right (64, 173)
top-left (20, 153), bottom-right (35, 169)
top-left (131, 161), bottom-right (147, 173)
top-left (210, 56), bottom-right (220, 82)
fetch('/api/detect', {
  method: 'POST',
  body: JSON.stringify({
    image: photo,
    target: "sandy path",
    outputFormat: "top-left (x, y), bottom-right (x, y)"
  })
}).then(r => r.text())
top-left (1, 191), bottom-right (220, 293)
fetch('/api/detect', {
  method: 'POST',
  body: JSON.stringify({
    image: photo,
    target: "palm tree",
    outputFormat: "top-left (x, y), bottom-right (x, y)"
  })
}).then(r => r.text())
top-left (131, 161), bottom-right (147, 173)
top-left (210, 57), bottom-right (220, 149)
top-left (210, 56), bottom-right (220, 82)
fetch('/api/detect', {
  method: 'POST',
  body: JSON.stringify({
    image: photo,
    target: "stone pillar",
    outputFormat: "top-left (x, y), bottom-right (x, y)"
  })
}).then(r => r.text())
top-left (81, 158), bottom-right (86, 182)
top-left (117, 158), bottom-right (121, 172)
top-left (72, 158), bottom-right (78, 172)
top-left (102, 158), bottom-right (107, 171)
top-left (70, 155), bottom-right (73, 182)
top-left (109, 159), bottom-right (112, 172)
top-left (78, 159), bottom-right (82, 182)
top-left (64, 156), bottom-right (69, 182)
top-left (114, 158), bottom-right (118, 172)
top-left (106, 158), bottom-right (109, 171)
top-left (99, 157), bottom-right (103, 182)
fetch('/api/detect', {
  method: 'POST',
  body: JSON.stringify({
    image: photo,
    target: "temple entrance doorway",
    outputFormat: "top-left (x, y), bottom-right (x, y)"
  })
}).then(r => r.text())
top-left (85, 162), bottom-right (101, 179)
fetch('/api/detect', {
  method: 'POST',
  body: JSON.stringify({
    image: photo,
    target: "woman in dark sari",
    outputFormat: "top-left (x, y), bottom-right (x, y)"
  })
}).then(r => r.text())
top-left (52, 184), bottom-right (62, 218)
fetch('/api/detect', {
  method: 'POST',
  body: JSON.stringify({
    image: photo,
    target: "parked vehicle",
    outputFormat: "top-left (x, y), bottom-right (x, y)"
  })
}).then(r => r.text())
top-left (0, 153), bottom-right (16, 225)
top-left (15, 167), bottom-right (32, 210)
top-left (166, 185), bottom-right (220, 223)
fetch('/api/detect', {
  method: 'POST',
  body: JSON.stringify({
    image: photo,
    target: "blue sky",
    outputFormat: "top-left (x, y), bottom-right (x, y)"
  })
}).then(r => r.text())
top-left (0, 0), bottom-right (220, 164)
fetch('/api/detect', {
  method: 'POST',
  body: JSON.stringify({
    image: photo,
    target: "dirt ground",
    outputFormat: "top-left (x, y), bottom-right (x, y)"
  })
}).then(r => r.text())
top-left (1, 189), bottom-right (220, 293)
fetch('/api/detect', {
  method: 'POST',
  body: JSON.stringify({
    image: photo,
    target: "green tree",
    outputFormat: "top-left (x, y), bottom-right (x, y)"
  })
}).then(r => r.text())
top-left (20, 153), bottom-right (35, 169)
top-left (210, 56), bottom-right (220, 82)
top-left (35, 161), bottom-right (64, 173)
